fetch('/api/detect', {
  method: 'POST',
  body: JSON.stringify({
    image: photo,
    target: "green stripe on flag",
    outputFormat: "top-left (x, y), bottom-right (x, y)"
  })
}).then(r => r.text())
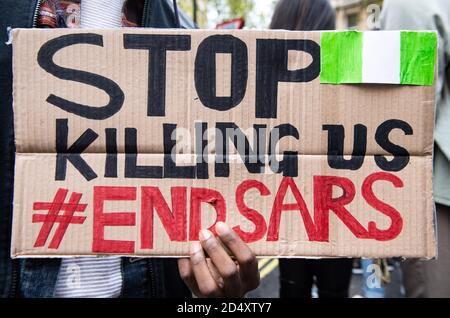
top-left (400, 31), bottom-right (437, 86)
top-left (320, 31), bottom-right (363, 84)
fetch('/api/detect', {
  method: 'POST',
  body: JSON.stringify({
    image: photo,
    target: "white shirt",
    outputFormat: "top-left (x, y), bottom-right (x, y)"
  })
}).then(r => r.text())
top-left (54, 257), bottom-right (123, 298)
top-left (54, 0), bottom-right (125, 298)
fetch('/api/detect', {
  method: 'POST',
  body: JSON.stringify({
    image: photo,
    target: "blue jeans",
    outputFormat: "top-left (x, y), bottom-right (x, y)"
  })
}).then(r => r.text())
top-left (17, 257), bottom-right (190, 298)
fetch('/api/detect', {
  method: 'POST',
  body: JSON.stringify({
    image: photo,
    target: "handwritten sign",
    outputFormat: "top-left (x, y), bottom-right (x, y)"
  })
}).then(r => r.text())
top-left (11, 29), bottom-right (437, 258)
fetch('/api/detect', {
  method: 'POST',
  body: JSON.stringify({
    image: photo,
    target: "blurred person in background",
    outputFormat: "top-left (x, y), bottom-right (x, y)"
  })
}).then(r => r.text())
top-left (270, 0), bottom-right (353, 298)
top-left (380, 0), bottom-right (450, 298)
top-left (269, 0), bottom-right (335, 31)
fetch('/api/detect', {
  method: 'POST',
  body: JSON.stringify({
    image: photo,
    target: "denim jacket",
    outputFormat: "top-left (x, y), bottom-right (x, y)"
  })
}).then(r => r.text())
top-left (0, 0), bottom-right (194, 298)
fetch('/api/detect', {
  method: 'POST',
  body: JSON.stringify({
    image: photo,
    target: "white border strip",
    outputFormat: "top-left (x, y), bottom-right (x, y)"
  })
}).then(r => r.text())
top-left (362, 31), bottom-right (401, 84)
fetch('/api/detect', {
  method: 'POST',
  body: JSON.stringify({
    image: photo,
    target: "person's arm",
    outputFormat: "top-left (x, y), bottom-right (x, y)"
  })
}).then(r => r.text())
top-left (178, 222), bottom-right (260, 297)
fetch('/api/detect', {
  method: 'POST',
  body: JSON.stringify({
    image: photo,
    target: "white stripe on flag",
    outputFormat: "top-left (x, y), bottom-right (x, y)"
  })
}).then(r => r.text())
top-left (362, 31), bottom-right (401, 84)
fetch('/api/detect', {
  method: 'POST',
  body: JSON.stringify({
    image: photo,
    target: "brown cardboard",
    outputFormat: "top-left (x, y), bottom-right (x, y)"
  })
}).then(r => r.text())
top-left (11, 29), bottom-right (437, 258)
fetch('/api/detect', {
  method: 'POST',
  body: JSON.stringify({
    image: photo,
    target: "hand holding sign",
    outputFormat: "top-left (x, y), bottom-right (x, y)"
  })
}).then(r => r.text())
top-left (178, 222), bottom-right (259, 297)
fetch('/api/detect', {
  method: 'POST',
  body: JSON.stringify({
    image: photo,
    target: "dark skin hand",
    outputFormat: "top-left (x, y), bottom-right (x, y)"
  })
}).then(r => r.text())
top-left (178, 222), bottom-right (260, 298)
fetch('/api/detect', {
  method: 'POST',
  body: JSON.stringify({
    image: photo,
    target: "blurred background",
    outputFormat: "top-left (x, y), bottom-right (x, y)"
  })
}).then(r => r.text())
top-left (178, 0), bottom-right (384, 30)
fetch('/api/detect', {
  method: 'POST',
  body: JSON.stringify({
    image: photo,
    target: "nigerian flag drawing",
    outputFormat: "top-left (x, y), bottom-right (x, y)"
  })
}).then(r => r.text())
top-left (320, 31), bottom-right (437, 86)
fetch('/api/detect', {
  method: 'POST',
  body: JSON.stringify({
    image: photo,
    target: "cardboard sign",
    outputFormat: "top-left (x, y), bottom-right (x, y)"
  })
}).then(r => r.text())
top-left (11, 29), bottom-right (437, 258)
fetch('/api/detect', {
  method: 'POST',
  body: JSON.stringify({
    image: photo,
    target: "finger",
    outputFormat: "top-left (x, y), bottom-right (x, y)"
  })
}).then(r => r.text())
top-left (206, 258), bottom-right (225, 289)
top-left (215, 222), bottom-right (260, 291)
top-left (189, 241), bottom-right (223, 297)
top-left (178, 258), bottom-right (200, 296)
top-left (200, 229), bottom-right (241, 296)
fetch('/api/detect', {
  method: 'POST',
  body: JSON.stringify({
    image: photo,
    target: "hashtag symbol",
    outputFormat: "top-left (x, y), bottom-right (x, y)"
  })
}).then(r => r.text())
top-left (32, 188), bottom-right (87, 249)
